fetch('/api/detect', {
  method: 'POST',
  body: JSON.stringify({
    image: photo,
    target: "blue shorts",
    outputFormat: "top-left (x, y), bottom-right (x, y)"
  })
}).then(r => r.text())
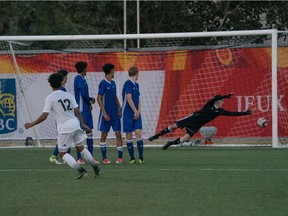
top-left (98, 113), bottom-right (121, 133)
top-left (122, 114), bottom-right (142, 133)
top-left (82, 111), bottom-right (93, 129)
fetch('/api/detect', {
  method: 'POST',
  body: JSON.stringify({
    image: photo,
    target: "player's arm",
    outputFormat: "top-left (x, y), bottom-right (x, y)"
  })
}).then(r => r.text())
top-left (24, 112), bottom-right (49, 129)
top-left (205, 94), bottom-right (234, 106)
top-left (79, 87), bottom-right (92, 107)
top-left (74, 107), bottom-right (91, 132)
top-left (75, 78), bottom-right (91, 107)
top-left (116, 96), bottom-right (122, 118)
top-left (221, 109), bottom-right (252, 116)
top-left (138, 98), bottom-right (141, 113)
top-left (126, 93), bottom-right (140, 120)
top-left (97, 94), bottom-right (110, 121)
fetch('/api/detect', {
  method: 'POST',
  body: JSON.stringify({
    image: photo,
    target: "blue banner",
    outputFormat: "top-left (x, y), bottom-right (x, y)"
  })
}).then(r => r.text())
top-left (0, 79), bottom-right (17, 134)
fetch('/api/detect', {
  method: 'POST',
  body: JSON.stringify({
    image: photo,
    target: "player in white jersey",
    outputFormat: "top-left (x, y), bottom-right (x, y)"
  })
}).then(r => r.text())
top-left (24, 73), bottom-right (101, 179)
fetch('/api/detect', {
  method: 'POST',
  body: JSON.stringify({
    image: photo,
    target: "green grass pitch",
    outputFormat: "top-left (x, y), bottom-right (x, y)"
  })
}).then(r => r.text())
top-left (1, 147), bottom-right (288, 216)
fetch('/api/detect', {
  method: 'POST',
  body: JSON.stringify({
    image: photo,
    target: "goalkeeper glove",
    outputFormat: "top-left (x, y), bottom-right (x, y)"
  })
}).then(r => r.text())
top-left (245, 109), bottom-right (252, 115)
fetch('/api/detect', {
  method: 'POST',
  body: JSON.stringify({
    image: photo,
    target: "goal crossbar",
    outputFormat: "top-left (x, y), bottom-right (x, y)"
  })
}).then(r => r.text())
top-left (0, 29), bottom-right (278, 41)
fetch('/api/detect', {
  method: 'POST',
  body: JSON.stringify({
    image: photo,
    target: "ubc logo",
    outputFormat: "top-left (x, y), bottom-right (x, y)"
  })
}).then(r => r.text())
top-left (0, 79), bottom-right (17, 134)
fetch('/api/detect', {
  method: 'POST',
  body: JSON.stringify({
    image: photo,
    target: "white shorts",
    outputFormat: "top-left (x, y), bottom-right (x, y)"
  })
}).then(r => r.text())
top-left (57, 129), bottom-right (87, 152)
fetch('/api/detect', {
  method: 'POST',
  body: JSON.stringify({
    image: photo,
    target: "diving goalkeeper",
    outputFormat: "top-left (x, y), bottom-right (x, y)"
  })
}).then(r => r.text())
top-left (148, 94), bottom-right (252, 150)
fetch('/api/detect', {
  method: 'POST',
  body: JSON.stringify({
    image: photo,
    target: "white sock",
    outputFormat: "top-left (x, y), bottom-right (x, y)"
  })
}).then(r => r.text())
top-left (62, 153), bottom-right (81, 171)
top-left (81, 148), bottom-right (96, 166)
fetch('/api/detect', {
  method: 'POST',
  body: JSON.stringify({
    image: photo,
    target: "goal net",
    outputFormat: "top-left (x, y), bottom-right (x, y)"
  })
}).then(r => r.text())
top-left (0, 30), bottom-right (286, 148)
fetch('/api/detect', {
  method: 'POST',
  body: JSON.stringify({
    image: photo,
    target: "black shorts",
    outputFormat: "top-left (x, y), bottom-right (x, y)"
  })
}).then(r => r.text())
top-left (176, 114), bottom-right (202, 137)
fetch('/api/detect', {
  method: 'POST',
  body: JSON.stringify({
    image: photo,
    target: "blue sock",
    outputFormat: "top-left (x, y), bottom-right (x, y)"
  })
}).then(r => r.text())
top-left (126, 141), bottom-right (134, 160)
top-left (137, 139), bottom-right (144, 159)
top-left (53, 145), bottom-right (59, 156)
top-left (117, 146), bottom-right (123, 159)
top-left (76, 151), bottom-right (81, 160)
top-left (67, 147), bottom-right (71, 154)
top-left (100, 142), bottom-right (107, 160)
top-left (86, 138), bottom-right (93, 156)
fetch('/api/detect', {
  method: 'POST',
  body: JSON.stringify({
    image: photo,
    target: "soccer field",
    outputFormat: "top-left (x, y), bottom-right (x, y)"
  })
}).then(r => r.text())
top-left (1, 147), bottom-right (288, 216)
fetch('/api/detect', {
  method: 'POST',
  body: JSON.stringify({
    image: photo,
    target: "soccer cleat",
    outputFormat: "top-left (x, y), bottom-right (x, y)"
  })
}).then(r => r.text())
top-left (76, 158), bottom-right (85, 165)
top-left (116, 158), bottom-right (123, 164)
top-left (103, 158), bottom-right (111, 164)
top-left (162, 141), bottom-right (173, 150)
top-left (49, 155), bottom-right (63, 165)
top-left (129, 159), bottom-right (136, 164)
top-left (93, 165), bottom-right (102, 178)
top-left (148, 134), bottom-right (159, 142)
top-left (75, 169), bottom-right (88, 180)
top-left (138, 158), bottom-right (145, 164)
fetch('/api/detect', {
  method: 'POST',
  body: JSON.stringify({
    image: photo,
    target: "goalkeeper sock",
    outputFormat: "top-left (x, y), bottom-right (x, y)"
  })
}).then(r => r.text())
top-left (126, 140), bottom-right (135, 159)
top-left (171, 138), bottom-right (181, 145)
top-left (157, 127), bottom-right (171, 136)
top-left (136, 139), bottom-right (144, 159)
top-left (62, 153), bottom-right (82, 172)
top-left (100, 142), bottom-right (107, 160)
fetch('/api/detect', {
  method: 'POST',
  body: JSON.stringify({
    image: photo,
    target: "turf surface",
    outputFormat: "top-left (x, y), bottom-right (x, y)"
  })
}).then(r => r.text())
top-left (1, 147), bottom-right (288, 216)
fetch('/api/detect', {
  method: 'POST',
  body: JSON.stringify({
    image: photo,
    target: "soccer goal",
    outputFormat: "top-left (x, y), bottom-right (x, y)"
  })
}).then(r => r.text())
top-left (0, 29), bottom-right (286, 148)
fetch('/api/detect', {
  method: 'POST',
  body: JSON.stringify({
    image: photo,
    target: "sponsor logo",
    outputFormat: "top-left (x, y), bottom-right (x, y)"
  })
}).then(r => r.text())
top-left (0, 79), bottom-right (17, 134)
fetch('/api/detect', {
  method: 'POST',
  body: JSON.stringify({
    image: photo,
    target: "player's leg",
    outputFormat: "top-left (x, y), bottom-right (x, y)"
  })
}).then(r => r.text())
top-left (86, 131), bottom-right (100, 164)
top-left (58, 133), bottom-right (87, 179)
top-left (112, 116), bottom-right (123, 164)
top-left (115, 131), bottom-right (123, 164)
top-left (98, 114), bottom-right (111, 164)
top-left (100, 132), bottom-right (110, 164)
top-left (162, 133), bottom-right (191, 150)
top-left (148, 124), bottom-right (178, 141)
top-left (125, 132), bottom-right (135, 164)
top-left (74, 129), bottom-right (101, 177)
top-left (49, 145), bottom-right (63, 165)
top-left (135, 129), bottom-right (144, 163)
top-left (122, 114), bottom-right (135, 163)
top-left (134, 116), bottom-right (144, 163)
top-left (84, 111), bottom-right (95, 156)
top-left (75, 145), bottom-right (102, 178)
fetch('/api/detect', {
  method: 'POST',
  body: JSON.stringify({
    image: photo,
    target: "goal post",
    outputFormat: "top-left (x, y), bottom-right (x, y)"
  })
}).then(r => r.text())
top-left (0, 29), bottom-right (284, 148)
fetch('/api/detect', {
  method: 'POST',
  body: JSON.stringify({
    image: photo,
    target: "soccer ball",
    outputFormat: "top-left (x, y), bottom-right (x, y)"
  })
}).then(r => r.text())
top-left (257, 117), bottom-right (267, 128)
top-left (25, 137), bottom-right (33, 146)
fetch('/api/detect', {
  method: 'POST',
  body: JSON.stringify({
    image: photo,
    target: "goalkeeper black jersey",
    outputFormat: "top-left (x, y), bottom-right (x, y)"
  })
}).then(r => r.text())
top-left (191, 95), bottom-right (249, 126)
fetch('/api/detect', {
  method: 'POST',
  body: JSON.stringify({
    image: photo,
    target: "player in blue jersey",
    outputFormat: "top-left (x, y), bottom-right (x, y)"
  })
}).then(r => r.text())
top-left (49, 70), bottom-right (72, 164)
top-left (122, 66), bottom-right (144, 164)
top-left (97, 63), bottom-right (123, 164)
top-left (74, 61), bottom-right (99, 165)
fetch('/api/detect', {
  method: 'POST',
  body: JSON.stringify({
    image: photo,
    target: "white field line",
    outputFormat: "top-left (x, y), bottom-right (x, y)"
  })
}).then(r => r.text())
top-left (1, 168), bottom-right (288, 172)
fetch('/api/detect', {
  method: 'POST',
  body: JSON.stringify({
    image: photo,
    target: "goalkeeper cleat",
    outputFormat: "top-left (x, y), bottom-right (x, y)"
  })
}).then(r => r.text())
top-left (162, 141), bottom-right (173, 150)
top-left (75, 169), bottom-right (87, 180)
top-left (129, 158), bottom-right (136, 164)
top-left (148, 134), bottom-right (159, 142)
top-left (93, 165), bottom-right (102, 178)
top-left (49, 155), bottom-right (63, 165)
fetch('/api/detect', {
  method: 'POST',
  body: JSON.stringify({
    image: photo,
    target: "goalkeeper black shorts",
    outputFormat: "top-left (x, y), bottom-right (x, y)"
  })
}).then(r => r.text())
top-left (176, 114), bottom-right (202, 137)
